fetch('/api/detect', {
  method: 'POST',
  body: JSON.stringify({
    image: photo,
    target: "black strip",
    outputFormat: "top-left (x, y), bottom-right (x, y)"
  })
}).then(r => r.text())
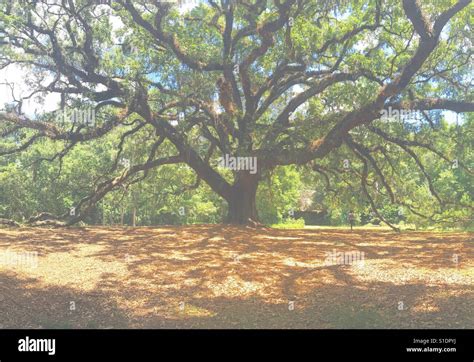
top-left (0, 329), bottom-right (472, 361)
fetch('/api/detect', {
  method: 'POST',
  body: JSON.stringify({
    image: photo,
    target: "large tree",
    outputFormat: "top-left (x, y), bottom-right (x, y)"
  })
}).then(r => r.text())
top-left (0, 0), bottom-right (472, 227)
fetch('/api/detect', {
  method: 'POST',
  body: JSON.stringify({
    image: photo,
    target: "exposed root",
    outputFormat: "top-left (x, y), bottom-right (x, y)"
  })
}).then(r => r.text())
top-left (0, 218), bottom-right (20, 227)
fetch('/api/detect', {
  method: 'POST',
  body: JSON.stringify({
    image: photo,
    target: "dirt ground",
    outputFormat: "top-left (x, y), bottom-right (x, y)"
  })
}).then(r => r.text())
top-left (0, 226), bottom-right (472, 328)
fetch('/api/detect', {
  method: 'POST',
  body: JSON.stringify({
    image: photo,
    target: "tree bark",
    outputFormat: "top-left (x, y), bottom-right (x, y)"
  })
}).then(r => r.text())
top-left (225, 172), bottom-right (259, 225)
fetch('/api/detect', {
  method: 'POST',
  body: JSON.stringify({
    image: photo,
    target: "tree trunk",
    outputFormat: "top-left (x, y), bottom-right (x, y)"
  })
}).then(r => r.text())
top-left (226, 172), bottom-right (259, 224)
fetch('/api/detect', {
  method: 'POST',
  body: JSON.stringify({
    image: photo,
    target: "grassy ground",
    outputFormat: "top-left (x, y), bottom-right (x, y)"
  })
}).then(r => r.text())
top-left (0, 226), bottom-right (472, 328)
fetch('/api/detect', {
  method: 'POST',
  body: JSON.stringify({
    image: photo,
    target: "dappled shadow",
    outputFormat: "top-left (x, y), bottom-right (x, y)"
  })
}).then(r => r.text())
top-left (0, 272), bottom-right (131, 328)
top-left (0, 226), bottom-right (472, 328)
